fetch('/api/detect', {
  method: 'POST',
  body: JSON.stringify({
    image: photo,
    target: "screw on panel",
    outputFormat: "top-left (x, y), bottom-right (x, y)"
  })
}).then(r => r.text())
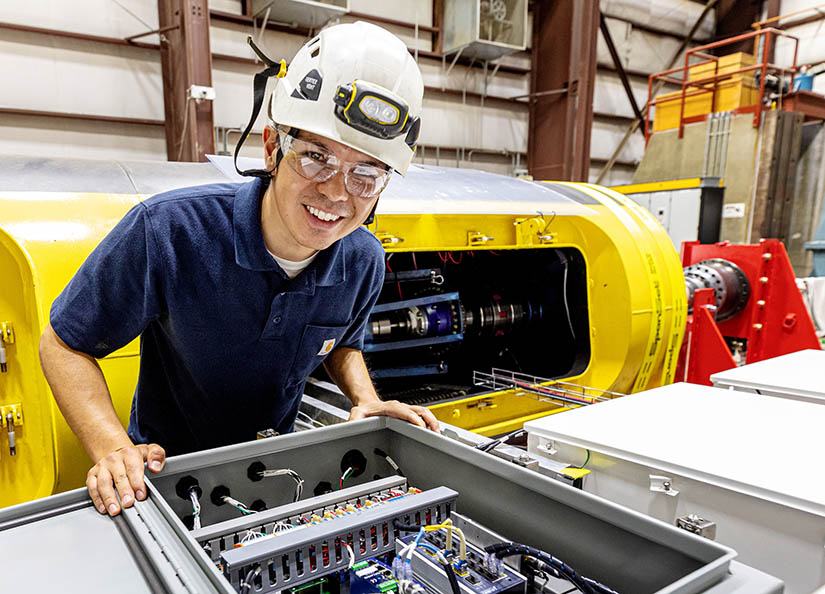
top-left (6, 413), bottom-right (15, 456)
top-left (753, 323), bottom-right (763, 331)
top-left (759, 277), bottom-right (769, 284)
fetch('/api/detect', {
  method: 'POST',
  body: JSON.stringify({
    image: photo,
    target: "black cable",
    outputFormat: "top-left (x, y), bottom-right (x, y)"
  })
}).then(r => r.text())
top-left (440, 557), bottom-right (461, 594)
top-left (524, 555), bottom-right (562, 580)
top-left (240, 566), bottom-right (260, 594)
top-left (475, 428), bottom-right (527, 453)
top-left (485, 543), bottom-right (618, 594)
top-left (393, 521), bottom-right (458, 594)
top-left (374, 448), bottom-right (405, 477)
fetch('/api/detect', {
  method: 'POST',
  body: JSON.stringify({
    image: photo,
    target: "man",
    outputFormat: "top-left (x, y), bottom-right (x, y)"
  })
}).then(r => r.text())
top-left (39, 21), bottom-right (438, 518)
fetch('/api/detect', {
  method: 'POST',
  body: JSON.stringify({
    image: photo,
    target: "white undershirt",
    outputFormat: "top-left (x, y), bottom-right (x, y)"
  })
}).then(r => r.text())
top-left (268, 250), bottom-right (319, 279)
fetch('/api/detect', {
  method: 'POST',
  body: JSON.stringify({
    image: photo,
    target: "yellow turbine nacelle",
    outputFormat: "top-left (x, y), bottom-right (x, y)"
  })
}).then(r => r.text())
top-left (0, 157), bottom-right (685, 506)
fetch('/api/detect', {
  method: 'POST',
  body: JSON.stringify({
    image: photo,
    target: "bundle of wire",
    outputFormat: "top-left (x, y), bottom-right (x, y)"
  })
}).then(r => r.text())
top-left (258, 468), bottom-right (304, 502)
top-left (240, 566), bottom-right (261, 594)
top-left (340, 466), bottom-right (354, 489)
top-left (394, 523), bottom-right (461, 594)
top-left (474, 428), bottom-right (527, 453)
top-left (337, 538), bottom-right (355, 570)
top-left (240, 529), bottom-right (266, 544)
top-left (483, 542), bottom-right (619, 594)
top-left (189, 489), bottom-right (202, 530)
top-left (221, 495), bottom-right (255, 516)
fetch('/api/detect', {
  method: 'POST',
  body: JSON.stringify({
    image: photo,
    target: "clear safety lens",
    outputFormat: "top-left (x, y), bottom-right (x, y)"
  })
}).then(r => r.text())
top-left (279, 130), bottom-right (391, 199)
top-left (359, 96), bottom-right (399, 125)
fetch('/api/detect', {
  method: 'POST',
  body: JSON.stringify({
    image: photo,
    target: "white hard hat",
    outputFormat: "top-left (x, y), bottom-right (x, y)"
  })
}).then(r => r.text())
top-left (268, 21), bottom-right (423, 175)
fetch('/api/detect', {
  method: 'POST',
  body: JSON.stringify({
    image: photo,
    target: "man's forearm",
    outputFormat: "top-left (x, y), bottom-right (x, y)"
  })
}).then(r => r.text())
top-left (39, 323), bottom-right (132, 462)
top-left (323, 347), bottom-right (381, 406)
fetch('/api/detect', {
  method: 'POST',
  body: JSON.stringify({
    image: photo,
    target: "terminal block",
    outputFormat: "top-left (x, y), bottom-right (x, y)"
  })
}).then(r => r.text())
top-left (194, 475), bottom-right (409, 562)
top-left (220, 485), bottom-right (457, 592)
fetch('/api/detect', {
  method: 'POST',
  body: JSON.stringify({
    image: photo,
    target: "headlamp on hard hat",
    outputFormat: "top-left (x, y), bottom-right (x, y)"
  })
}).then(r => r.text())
top-left (334, 80), bottom-right (421, 149)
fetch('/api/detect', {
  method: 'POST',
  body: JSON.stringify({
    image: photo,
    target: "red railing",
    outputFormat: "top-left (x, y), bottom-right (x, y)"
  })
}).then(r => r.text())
top-left (644, 28), bottom-right (800, 144)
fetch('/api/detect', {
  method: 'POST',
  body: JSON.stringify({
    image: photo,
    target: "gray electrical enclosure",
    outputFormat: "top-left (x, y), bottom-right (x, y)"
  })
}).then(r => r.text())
top-left (0, 417), bottom-right (784, 593)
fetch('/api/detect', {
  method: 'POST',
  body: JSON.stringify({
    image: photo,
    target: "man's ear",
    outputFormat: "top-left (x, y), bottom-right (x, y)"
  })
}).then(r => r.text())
top-left (263, 126), bottom-right (279, 171)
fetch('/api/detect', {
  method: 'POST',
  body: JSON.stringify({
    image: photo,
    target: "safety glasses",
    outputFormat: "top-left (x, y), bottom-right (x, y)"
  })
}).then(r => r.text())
top-left (278, 129), bottom-right (392, 199)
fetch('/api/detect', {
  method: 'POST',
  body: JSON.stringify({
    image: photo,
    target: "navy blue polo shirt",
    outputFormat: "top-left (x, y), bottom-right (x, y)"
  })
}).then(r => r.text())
top-left (50, 178), bottom-right (384, 455)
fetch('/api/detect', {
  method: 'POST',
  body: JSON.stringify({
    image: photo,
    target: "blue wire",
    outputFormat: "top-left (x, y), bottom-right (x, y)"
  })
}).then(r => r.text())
top-left (406, 529), bottom-right (426, 565)
top-left (416, 542), bottom-right (443, 557)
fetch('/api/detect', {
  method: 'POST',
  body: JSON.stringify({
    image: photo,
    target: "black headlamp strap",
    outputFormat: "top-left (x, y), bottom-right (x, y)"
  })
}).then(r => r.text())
top-left (364, 202), bottom-right (378, 226)
top-left (234, 37), bottom-right (287, 178)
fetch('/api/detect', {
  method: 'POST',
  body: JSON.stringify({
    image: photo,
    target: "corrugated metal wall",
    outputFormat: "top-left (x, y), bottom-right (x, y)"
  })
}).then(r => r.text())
top-left (0, 0), bottom-right (720, 183)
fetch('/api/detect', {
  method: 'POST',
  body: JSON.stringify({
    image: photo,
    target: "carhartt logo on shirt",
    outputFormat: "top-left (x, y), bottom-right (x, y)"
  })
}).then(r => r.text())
top-left (318, 339), bottom-right (336, 355)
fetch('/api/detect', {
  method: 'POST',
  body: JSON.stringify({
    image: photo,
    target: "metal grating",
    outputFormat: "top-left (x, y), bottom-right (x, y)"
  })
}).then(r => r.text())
top-left (474, 368), bottom-right (625, 407)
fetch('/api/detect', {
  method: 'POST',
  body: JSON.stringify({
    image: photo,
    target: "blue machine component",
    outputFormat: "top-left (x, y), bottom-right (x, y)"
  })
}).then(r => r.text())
top-left (349, 558), bottom-right (401, 593)
top-left (397, 532), bottom-right (527, 594)
top-left (364, 292), bottom-right (463, 353)
top-left (370, 363), bottom-right (448, 379)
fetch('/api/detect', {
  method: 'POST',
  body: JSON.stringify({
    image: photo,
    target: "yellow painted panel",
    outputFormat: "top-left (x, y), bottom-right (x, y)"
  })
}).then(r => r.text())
top-left (653, 53), bottom-right (760, 132)
top-left (610, 178), bottom-right (704, 194)
top-left (688, 52), bottom-right (756, 84)
top-left (0, 178), bottom-right (686, 504)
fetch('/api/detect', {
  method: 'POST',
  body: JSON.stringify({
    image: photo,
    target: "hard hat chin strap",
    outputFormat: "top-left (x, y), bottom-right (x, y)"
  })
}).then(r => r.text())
top-left (364, 203), bottom-right (378, 226)
top-left (234, 38), bottom-right (287, 179)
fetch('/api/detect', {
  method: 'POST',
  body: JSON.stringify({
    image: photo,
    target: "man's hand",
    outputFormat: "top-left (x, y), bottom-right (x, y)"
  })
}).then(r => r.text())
top-left (323, 348), bottom-right (439, 432)
top-left (86, 443), bottom-right (166, 516)
top-left (349, 399), bottom-right (440, 432)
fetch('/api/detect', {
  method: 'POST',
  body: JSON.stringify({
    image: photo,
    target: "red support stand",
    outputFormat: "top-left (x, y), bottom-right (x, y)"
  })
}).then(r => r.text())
top-left (676, 239), bottom-right (821, 385)
top-left (682, 289), bottom-right (737, 385)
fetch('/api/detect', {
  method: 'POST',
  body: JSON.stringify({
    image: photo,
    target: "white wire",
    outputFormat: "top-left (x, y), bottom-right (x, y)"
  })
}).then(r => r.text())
top-left (561, 257), bottom-right (576, 341)
top-left (175, 96), bottom-right (194, 161)
top-left (222, 495), bottom-right (254, 514)
top-left (296, 410), bottom-right (325, 428)
top-left (259, 468), bottom-right (304, 501)
top-left (110, 0), bottom-right (154, 30)
top-left (399, 541), bottom-right (416, 563)
top-left (189, 490), bottom-right (202, 530)
top-left (345, 544), bottom-right (356, 569)
top-left (241, 530), bottom-right (266, 544)
top-left (399, 580), bottom-right (426, 594)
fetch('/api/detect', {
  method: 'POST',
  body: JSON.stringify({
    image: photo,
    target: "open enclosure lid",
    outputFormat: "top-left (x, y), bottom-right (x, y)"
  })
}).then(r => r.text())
top-left (525, 382), bottom-right (825, 518)
top-left (0, 489), bottom-right (232, 594)
top-left (711, 349), bottom-right (825, 403)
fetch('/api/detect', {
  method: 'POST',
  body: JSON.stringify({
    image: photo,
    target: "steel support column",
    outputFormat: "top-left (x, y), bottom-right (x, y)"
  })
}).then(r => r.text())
top-left (527, 0), bottom-right (598, 182)
top-left (157, 0), bottom-right (215, 161)
top-left (714, 0), bottom-right (778, 59)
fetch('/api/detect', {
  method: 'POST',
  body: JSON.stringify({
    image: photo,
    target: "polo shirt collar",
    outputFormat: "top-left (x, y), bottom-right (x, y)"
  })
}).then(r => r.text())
top-left (233, 178), bottom-right (346, 287)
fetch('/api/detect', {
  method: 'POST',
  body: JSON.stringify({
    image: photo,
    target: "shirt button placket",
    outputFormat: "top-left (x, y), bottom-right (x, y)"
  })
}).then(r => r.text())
top-left (266, 291), bottom-right (286, 339)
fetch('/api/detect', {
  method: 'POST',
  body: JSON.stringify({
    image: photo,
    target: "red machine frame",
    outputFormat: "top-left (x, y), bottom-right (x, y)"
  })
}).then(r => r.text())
top-left (676, 239), bottom-right (821, 385)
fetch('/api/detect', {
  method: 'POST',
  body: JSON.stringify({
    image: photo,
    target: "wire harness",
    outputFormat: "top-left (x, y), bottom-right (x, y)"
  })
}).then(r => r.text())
top-left (393, 521), bottom-right (461, 594)
top-left (484, 542), bottom-right (620, 594)
top-left (258, 468), bottom-right (304, 502)
top-left (189, 489), bottom-right (202, 530)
